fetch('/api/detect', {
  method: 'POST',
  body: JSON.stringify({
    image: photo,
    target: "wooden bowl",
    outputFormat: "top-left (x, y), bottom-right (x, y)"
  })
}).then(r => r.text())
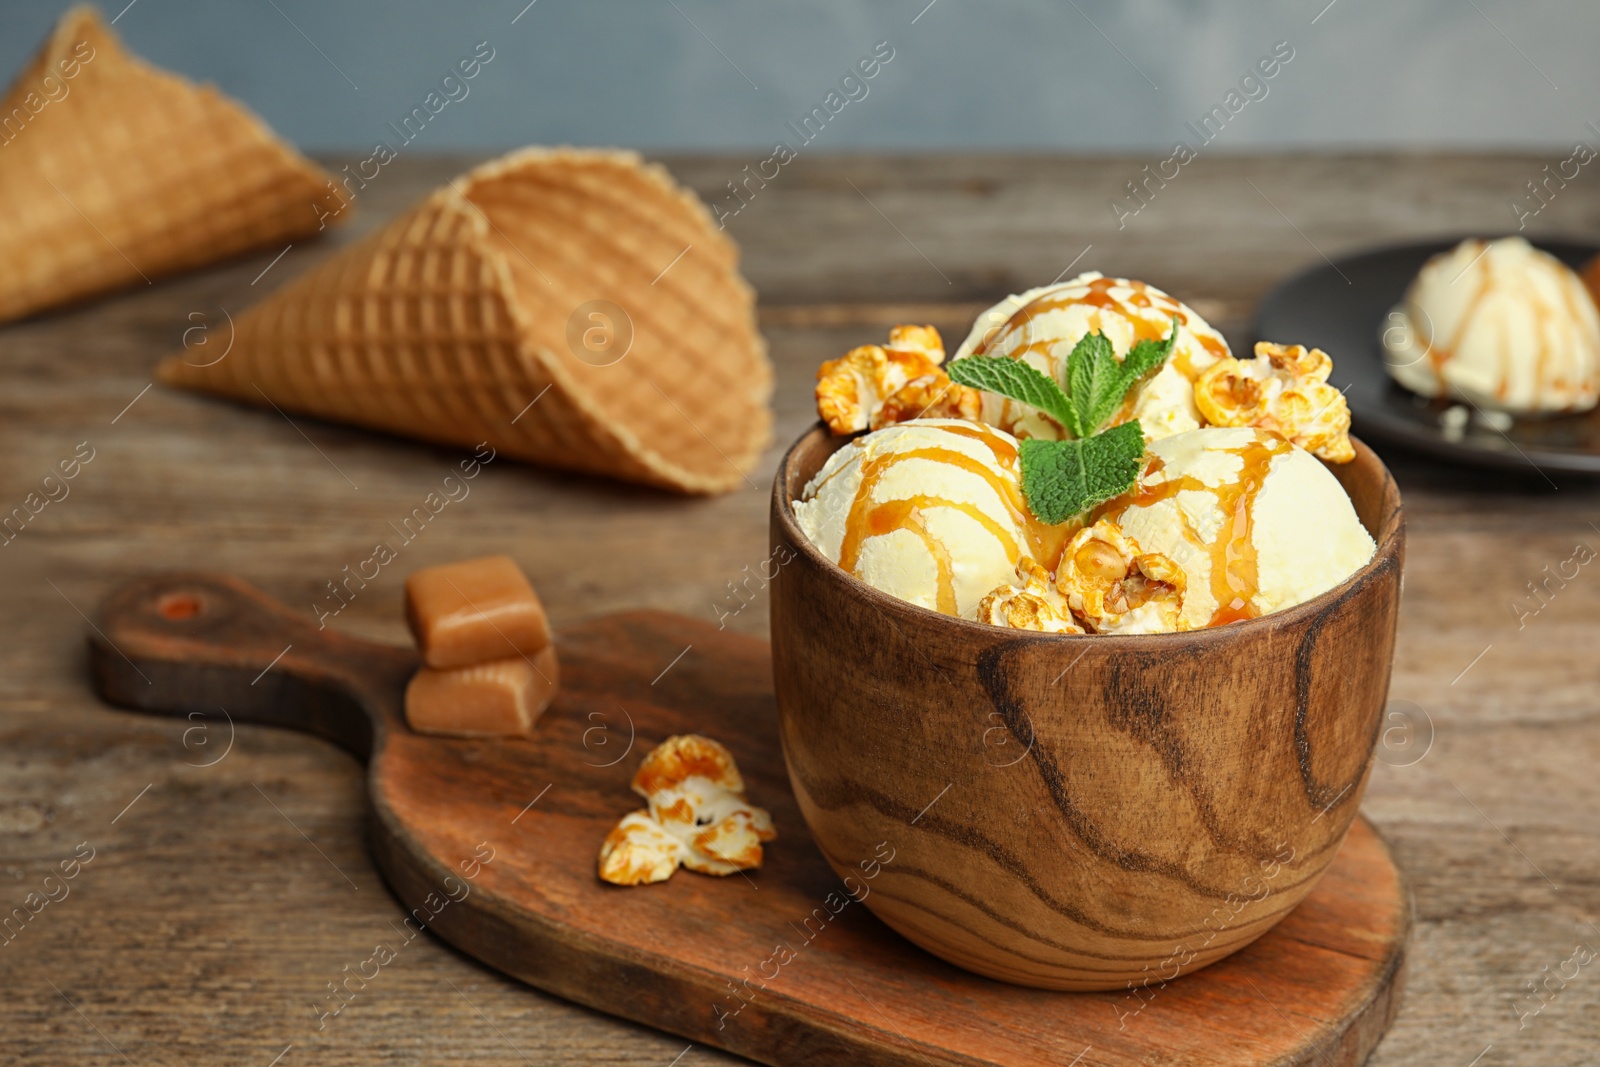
top-left (769, 425), bottom-right (1404, 991)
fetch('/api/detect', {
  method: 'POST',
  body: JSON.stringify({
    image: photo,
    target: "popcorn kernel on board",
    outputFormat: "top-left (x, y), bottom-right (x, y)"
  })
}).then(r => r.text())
top-left (404, 646), bottom-right (559, 737)
top-left (405, 555), bottom-right (551, 670)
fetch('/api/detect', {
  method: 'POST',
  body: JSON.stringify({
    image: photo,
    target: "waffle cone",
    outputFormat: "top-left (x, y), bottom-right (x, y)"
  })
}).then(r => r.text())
top-left (157, 147), bottom-right (772, 495)
top-left (0, 6), bottom-right (345, 323)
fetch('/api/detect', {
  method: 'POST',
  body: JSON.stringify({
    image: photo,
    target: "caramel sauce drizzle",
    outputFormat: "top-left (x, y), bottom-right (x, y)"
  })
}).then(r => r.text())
top-left (1531, 251), bottom-right (1589, 399)
top-left (1418, 243), bottom-right (1491, 388)
top-left (1098, 434), bottom-right (1292, 627)
top-left (834, 425), bottom-right (1066, 616)
top-left (935, 421), bottom-right (1020, 464)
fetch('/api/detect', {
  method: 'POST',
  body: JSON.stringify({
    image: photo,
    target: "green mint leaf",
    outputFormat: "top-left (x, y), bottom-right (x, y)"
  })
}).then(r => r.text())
top-left (946, 355), bottom-right (1081, 436)
top-left (1019, 421), bottom-right (1147, 525)
top-left (1063, 331), bottom-right (1121, 438)
top-left (1120, 315), bottom-right (1182, 386)
top-left (1066, 317), bottom-right (1181, 434)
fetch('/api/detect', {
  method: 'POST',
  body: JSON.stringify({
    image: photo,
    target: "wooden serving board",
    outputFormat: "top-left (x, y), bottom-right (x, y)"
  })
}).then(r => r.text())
top-left (88, 573), bottom-right (1408, 1067)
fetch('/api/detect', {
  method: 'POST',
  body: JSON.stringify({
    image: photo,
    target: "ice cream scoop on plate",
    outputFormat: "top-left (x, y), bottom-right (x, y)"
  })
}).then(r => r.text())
top-left (1381, 236), bottom-right (1600, 415)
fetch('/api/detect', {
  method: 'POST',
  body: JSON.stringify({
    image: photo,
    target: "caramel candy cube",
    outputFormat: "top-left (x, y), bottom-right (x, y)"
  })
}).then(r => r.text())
top-left (405, 646), bottom-right (559, 737)
top-left (405, 555), bottom-right (551, 669)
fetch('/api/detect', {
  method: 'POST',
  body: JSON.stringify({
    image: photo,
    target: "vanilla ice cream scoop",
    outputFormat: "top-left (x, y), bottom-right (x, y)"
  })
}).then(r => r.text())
top-left (1383, 237), bottom-right (1600, 414)
top-left (1098, 428), bottom-right (1374, 630)
top-left (953, 272), bottom-right (1233, 441)
top-left (794, 419), bottom-right (1067, 619)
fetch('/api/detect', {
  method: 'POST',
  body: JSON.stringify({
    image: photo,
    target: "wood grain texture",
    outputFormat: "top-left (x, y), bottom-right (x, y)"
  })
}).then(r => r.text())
top-left (770, 427), bottom-right (1403, 990)
top-left (2, 153), bottom-right (1599, 1066)
top-left (88, 572), bottom-right (1407, 1067)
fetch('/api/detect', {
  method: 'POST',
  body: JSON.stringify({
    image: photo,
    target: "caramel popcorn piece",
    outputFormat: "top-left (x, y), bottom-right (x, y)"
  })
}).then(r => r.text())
top-left (815, 325), bottom-right (946, 435)
top-left (1194, 342), bottom-right (1355, 464)
top-left (404, 647), bottom-right (559, 737)
top-left (598, 735), bottom-right (776, 886)
top-left (977, 557), bottom-right (1085, 634)
top-left (886, 324), bottom-right (944, 361)
top-left (1056, 520), bottom-right (1186, 634)
top-left (405, 555), bottom-right (552, 669)
top-left (870, 371), bottom-right (984, 430)
top-left (598, 812), bottom-right (686, 886)
top-left (673, 801), bottom-right (774, 875)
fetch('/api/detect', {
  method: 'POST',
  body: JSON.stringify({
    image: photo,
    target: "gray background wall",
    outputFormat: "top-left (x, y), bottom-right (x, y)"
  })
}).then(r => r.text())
top-left (2, 0), bottom-right (1595, 152)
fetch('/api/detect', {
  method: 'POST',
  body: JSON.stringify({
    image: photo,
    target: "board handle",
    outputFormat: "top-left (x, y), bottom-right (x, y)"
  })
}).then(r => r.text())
top-left (89, 572), bottom-right (417, 762)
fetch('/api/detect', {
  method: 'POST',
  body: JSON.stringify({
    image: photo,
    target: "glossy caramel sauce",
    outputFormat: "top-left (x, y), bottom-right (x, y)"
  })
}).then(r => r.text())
top-left (833, 424), bottom-right (1067, 616)
top-left (1098, 432), bottom-right (1292, 627)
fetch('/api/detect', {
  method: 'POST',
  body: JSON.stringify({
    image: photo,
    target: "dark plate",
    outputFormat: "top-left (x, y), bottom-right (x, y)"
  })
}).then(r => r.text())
top-left (1251, 236), bottom-right (1600, 475)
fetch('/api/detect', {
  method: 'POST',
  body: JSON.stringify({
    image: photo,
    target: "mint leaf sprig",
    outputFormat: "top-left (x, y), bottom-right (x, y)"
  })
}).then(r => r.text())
top-left (1066, 323), bottom-right (1179, 436)
top-left (945, 317), bottom-right (1179, 524)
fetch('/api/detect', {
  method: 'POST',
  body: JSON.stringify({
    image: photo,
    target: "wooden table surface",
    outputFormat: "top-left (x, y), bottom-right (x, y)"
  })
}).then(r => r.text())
top-left (2, 153), bottom-right (1597, 1066)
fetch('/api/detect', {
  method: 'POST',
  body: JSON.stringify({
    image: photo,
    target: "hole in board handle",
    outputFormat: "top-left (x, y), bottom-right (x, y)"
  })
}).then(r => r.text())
top-left (157, 592), bottom-right (203, 621)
